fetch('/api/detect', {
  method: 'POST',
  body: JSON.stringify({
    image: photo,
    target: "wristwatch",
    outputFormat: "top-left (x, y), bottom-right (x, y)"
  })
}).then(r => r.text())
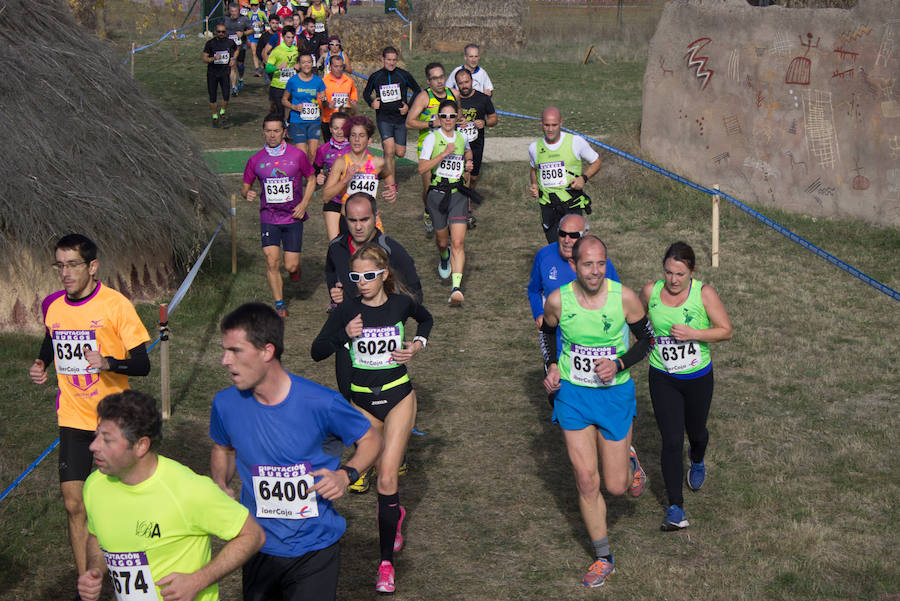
top-left (413, 336), bottom-right (428, 349)
top-left (338, 464), bottom-right (359, 484)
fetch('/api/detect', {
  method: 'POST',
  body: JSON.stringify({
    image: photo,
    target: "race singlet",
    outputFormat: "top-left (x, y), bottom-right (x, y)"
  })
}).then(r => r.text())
top-left (213, 50), bottom-right (230, 64)
top-left (435, 154), bottom-right (464, 180)
top-left (251, 463), bottom-right (319, 520)
top-left (459, 121), bottom-right (478, 142)
top-left (104, 551), bottom-right (158, 601)
top-left (379, 83), bottom-right (401, 103)
top-left (347, 173), bottom-right (378, 198)
top-left (300, 102), bottom-right (320, 120)
top-left (264, 177), bottom-right (293, 203)
top-left (538, 161), bottom-right (567, 188)
top-left (331, 92), bottom-right (348, 108)
top-left (279, 68), bottom-right (294, 83)
top-left (654, 336), bottom-right (701, 373)
top-left (569, 343), bottom-right (617, 387)
top-left (52, 330), bottom-right (99, 375)
top-left (352, 326), bottom-right (402, 369)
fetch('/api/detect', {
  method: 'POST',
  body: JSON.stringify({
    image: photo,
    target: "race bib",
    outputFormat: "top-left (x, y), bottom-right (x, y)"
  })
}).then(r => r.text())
top-left (104, 551), bottom-right (158, 601)
top-left (229, 33), bottom-right (242, 46)
top-left (239, 7), bottom-right (249, 15)
top-left (299, 102), bottom-right (320, 120)
top-left (213, 50), bottom-right (230, 64)
top-left (347, 173), bottom-right (378, 197)
top-left (52, 330), bottom-right (99, 376)
top-left (538, 161), bottom-right (567, 188)
top-left (264, 177), bottom-right (293, 203)
top-left (435, 153), bottom-right (464, 179)
top-left (314, 21), bottom-right (325, 33)
top-left (252, 463), bottom-right (319, 520)
top-left (655, 336), bottom-right (700, 373)
top-left (569, 343), bottom-right (616, 387)
top-left (331, 92), bottom-right (349, 107)
top-left (459, 121), bottom-right (478, 142)
top-left (279, 67), bottom-right (294, 83)
top-left (379, 83), bottom-right (401, 103)
top-left (352, 326), bottom-right (402, 368)
top-left (252, 21), bottom-right (263, 34)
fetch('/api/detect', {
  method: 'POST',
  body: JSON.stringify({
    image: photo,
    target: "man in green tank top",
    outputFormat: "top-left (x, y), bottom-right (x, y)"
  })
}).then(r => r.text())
top-left (539, 235), bottom-right (654, 589)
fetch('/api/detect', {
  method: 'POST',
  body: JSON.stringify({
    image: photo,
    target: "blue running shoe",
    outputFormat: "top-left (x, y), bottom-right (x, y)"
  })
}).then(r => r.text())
top-left (661, 505), bottom-right (689, 531)
top-left (687, 459), bottom-right (706, 491)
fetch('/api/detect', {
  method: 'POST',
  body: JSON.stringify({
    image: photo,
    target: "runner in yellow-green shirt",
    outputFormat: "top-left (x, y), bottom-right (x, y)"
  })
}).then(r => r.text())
top-left (78, 390), bottom-right (264, 601)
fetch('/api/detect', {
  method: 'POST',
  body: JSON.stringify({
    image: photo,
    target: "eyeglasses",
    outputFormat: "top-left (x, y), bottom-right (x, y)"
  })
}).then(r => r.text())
top-left (438, 113), bottom-right (457, 119)
top-left (349, 269), bottom-right (385, 282)
top-left (328, 42), bottom-right (340, 46)
top-left (52, 261), bottom-right (88, 271)
top-left (558, 230), bottom-right (584, 240)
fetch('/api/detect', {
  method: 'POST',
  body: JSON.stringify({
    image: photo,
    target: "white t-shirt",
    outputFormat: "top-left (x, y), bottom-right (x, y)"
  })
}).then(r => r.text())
top-left (419, 129), bottom-right (472, 160)
top-left (446, 65), bottom-right (493, 94)
top-left (528, 132), bottom-right (599, 167)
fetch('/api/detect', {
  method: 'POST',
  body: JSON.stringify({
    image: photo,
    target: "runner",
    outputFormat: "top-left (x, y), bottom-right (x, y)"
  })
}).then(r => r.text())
top-left (446, 43), bottom-right (494, 96)
top-left (319, 35), bottom-right (351, 77)
top-left (28, 233), bottom-right (151, 591)
top-left (222, 2), bottom-right (254, 95)
top-left (242, 113), bottom-right (316, 317)
top-left (202, 24), bottom-right (237, 128)
top-left (418, 99), bottom-right (473, 306)
top-left (314, 111), bottom-right (351, 241)
top-left (406, 62), bottom-right (456, 234)
top-left (527, 214), bottom-right (620, 401)
top-left (264, 25), bottom-right (298, 119)
top-left (639, 241), bottom-right (732, 531)
top-left (362, 46), bottom-right (420, 181)
top-left (77, 390), bottom-right (265, 601)
top-left (454, 67), bottom-right (497, 228)
top-left (297, 17), bottom-right (320, 66)
top-left (321, 115), bottom-right (397, 232)
top-left (540, 235), bottom-right (652, 588)
top-left (282, 53), bottom-right (326, 162)
top-left (312, 243), bottom-right (432, 593)
top-left (259, 14), bottom-right (283, 66)
top-left (528, 106), bottom-right (603, 244)
top-left (321, 54), bottom-right (357, 142)
top-left (210, 302), bottom-right (382, 601)
top-left (304, 0), bottom-right (330, 58)
top-left (247, 0), bottom-right (268, 77)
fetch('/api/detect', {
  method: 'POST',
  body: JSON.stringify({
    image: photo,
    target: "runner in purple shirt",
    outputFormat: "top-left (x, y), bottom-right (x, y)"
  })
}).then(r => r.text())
top-left (242, 113), bottom-right (316, 318)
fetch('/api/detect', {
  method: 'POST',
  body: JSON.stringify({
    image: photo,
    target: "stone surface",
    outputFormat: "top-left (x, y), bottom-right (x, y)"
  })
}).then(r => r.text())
top-left (641, 0), bottom-right (900, 227)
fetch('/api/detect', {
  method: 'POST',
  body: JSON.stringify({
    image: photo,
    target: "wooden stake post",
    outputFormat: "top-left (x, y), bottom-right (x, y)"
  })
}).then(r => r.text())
top-left (131, 42), bottom-right (135, 78)
top-left (231, 193), bottom-right (238, 274)
top-left (172, 26), bottom-right (179, 61)
top-left (159, 304), bottom-right (171, 418)
top-left (712, 184), bottom-right (720, 268)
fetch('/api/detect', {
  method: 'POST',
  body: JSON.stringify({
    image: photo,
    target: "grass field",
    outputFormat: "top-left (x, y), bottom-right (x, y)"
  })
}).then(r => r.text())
top-left (1, 2), bottom-right (899, 600)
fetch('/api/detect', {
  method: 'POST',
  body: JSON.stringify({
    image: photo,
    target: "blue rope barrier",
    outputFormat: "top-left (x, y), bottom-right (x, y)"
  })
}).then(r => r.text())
top-left (0, 439), bottom-right (60, 503)
top-left (124, 0), bottom-right (224, 64)
top-left (495, 109), bottom-right (899, 303)
top-left (389, 7), bottom-right (409, 23)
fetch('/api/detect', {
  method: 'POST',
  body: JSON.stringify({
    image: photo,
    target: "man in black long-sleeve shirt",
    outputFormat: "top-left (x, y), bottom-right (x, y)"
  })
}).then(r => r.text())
top-left (324, 193), bottom-right (422, 400)
top-left (362, 46), bottom-right (420, 177)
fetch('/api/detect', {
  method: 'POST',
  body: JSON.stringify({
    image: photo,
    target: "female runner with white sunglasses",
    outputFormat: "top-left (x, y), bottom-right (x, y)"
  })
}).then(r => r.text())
top-left (311, 242), bottom-right (432, 594)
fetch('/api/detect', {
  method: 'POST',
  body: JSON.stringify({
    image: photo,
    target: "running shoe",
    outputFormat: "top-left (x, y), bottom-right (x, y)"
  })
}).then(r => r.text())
top-left (349, 467), bottom-right (373, 493)
top-left (687, 452), bottom-right (705, 491)
top-left (393, 505), bottom-right (406, 552)
top-left (237, 78), bottom-right (244, 91)
top-left (375, 560), bottom-right (395, 593)
top-left (661, 504), bottom-right (689, 531)
top-left (582, 557), bottom-right (614, 588)
top-left (467, 211), bottom-right (477, 230)
top-left (290, 266), bottom-right (301, 282)
top-left (629, 446), bottom-right (646, 498)
top-left (437, 256), bottom-right (450, 280)
top-left (398, 456), bottom-right (408, 476)
top-left (275, 306), bottom-right (288, 318)
top-left (231, 86), bottom-right (239, 96)
top-left (254, 67), bottom-right (262, 77)
top-left (423, 211), bottom-right (433, 233)
top-left (448, 287), bottom-right (464, 307)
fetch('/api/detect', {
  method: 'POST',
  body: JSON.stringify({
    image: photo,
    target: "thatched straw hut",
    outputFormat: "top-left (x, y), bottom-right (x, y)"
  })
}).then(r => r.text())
top-left (330, 14), bottom-right (409, 73)
top-left (412, 0), bottom-right (525, 52)
top-left (0, 0), bottom-right (227, 332)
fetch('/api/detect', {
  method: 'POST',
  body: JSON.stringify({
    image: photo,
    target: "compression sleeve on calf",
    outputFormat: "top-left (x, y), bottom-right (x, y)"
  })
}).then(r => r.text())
top-left (106, 343), bottom-right (150, 376)
top-left (617, 316), bottom-right (653, 372)
top-left (38, 333), bottom-right (53, 367)
top-left (539, 321), bottom-right (558, 368)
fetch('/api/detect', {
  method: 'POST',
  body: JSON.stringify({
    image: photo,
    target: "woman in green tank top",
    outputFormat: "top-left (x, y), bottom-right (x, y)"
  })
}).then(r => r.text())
top-left (639, 241), bottom-right (732, 533)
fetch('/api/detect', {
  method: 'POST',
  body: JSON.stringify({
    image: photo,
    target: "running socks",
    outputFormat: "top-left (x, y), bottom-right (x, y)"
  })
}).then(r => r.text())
top-left (378, 492), bottom-right (401, 562)
top-left (451, 273), bottom-right (462, 289)
top-left (591, 537), bottom-right (610, 559)
top-left (440, 249), bottom-right (450, 261)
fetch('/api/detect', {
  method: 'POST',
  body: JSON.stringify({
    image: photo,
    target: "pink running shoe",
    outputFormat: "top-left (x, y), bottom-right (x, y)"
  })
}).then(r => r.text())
top-left (393, 506), bottom-right (406, 552)
top-left (375, 560), bottom-right (395, 593)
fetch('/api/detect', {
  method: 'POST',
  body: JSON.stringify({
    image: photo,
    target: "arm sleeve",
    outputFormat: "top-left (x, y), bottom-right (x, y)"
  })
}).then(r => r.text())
top-left (409, 299), bottom-right (433, 339)
top-left (362, 70), bottom-right (377, 105)
top-left (526, 255), bottom-right (545, 319)
top-left (405, 70), bottom-right (421, 98)
top-left (38, 333), bottom-right (53, 367)
top-left (107, 343), bottom-right (150, 376)
top-left (539, 321), bottom-right (558, 367)
top-left (310, 306), bottom-right (351, 361)
top-left (617, 316), bottom-right (653, 371)
top-left (324, 244), bottom-right (340, 289)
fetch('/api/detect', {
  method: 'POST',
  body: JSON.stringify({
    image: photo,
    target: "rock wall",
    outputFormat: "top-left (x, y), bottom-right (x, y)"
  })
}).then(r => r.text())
top-left (641, 0), bottom-right (900, 227)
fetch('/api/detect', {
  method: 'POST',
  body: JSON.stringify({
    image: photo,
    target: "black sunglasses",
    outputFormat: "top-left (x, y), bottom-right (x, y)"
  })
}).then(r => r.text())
top-left (558, 229), bottom-right (584, 240)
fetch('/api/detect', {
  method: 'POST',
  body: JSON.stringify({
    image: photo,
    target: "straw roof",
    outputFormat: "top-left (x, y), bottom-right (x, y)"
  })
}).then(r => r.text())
top-left (412, 0), bottom-right (525, 51)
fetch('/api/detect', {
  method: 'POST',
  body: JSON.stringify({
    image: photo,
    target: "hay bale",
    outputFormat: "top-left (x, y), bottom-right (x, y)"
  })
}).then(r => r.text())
top-left (412, 0), bottom-right (525, 52)
top-left (330, 14), bottom-right (408, 75)
top-left (0, 0), bottom-right (228, 332)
